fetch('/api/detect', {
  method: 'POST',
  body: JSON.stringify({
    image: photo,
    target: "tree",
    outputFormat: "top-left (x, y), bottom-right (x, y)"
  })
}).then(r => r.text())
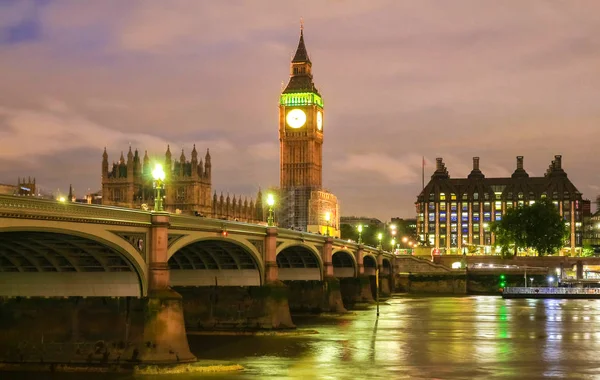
top-left (340, 223), bottom-right (381, 247)
top-left (492, 198), bottom-right (567, 257)
top-left (491, 206), bottom-right (527, 258)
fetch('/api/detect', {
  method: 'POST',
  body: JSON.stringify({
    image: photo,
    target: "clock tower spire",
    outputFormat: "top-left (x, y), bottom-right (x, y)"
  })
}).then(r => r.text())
top-left (279, 23), bottom-right (331, 232)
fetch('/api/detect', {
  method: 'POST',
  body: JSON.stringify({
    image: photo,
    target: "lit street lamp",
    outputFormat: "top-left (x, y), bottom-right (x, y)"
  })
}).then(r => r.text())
top-left (152, 163), bottom-right (166, 212)
top-left (266, 193), bottom-right (275, 227)
top-left (325, 211), bottom-right (331, 237)
top-left (357, 224), bottom-right (368, 245)
top-left (377, 232), bottom-right (383, 249)
top-left (391, 237), bottom-right (396, 252)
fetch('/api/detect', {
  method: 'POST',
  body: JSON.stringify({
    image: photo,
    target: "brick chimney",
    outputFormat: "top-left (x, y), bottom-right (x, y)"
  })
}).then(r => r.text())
top-left (436, 157), bottom-right (443, 171)
top-left (516, 156), bottom-right (524, 170)
top-left (473, 157), bottom-right (480, 171)
top-left (554, 155), bottom-right (562, 170)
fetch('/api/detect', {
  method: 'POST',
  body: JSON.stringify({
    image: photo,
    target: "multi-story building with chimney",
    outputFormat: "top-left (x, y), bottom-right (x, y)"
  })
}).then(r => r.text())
top-left (416, 155), bottom-right (586, 255)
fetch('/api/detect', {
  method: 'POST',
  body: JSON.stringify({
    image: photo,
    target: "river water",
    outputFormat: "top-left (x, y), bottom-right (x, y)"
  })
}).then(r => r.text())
top-left (5, 295), bottom-right (600, 379)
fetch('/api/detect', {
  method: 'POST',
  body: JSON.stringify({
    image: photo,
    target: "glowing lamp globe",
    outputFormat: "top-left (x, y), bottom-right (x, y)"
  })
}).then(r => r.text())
top-left (152, 163), bottom-right (165, 181)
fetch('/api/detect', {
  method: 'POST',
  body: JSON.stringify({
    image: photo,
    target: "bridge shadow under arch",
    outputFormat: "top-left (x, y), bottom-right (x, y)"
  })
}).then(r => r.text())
top-left (363, 255), bottom-right (377, 276)
top-left (382, 258), bottom-right (392, 275)
top-left (168, 239), bottom-right (263, 286)
top-left (332, 250), bottom-right (357, 278)
top-left (0, 231), bottom-right (144, 297)
top-left (277, 245), bottom-right (322, 281)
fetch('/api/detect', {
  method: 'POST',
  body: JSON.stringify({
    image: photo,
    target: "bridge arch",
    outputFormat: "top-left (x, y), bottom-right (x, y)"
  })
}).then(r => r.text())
top-left (363, 254), bottom-right (377, 276)
top-left (276, 243), bottom-right (323, 281)
top-left (0, 226), bottom-right (148, 297)
top-left (331, 249), bottom-right (357, 278)
top-left (168, 237), bottom-right (264, 286)
top-left (382, 258), bottom-right (392, 275)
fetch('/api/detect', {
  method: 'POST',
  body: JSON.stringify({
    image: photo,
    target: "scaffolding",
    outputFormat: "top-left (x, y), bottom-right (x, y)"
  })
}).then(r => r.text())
top-left (279, 187), bottom-right (311, 231)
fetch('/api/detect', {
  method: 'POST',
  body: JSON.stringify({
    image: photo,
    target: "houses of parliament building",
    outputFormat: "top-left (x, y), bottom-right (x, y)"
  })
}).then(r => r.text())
top-left (101, 145), bottom-right (263, 223)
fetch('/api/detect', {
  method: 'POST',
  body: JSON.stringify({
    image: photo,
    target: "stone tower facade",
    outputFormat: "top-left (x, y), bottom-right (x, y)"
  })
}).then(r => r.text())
top-left (278, 25), bottom-right (339, 235)
top-left (102, 146), bottom-right (262, 222)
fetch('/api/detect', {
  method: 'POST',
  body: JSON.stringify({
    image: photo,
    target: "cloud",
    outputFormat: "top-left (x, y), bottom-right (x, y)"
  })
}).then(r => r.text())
top-left (0, 100), bottom-right (233, 164)
top-left (1, 1), bottom-right (600, 220)
top-left (333, 153), bottom-right (423, 185)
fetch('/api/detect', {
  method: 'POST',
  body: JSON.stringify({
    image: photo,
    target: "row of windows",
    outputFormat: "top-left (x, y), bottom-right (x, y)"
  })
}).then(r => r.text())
top-left (430, 191), bottom-right (577, 201)
top-left (421, 200), bottom-right (581, 213)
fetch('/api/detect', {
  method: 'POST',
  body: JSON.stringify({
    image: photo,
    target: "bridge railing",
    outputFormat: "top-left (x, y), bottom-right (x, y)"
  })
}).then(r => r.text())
top-left (0, 195), bottom-right (152, 225)
top-left (503, 287), bottom-right (600, 295)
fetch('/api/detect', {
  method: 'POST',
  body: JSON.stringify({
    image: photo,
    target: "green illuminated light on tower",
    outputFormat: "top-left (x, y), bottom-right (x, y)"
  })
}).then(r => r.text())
top-left (280, 93), bottom-right (323, 107)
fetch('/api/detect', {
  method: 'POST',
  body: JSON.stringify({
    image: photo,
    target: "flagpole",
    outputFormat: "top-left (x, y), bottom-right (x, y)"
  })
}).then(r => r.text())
top-left (422, 156), bottom-right (425, 190)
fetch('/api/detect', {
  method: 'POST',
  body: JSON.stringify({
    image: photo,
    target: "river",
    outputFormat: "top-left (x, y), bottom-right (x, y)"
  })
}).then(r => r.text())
top-left (4, 295), bottom-right (600, 379)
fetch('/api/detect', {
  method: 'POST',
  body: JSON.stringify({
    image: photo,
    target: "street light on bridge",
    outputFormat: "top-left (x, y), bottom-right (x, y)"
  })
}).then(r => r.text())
top-left (152, 163), bottom-right (166, 212)
top-left (324, 211), bottom-right (331, 237)
top-left (266, 193), bottom-right (275, 227)
top-left (377, 232), bottom-right (383, 249)
top-left (356, 224), bottom-right (368, 245)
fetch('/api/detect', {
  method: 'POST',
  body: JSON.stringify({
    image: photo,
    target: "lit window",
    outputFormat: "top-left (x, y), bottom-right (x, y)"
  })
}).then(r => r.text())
top-left (495, 202), bottom-right (502, 210)
top-left (462, 212), bottom-right (469, 222)
top-left (440, 193), bottom-right (446, 201)
top-left (451, 193), bottom-right (457, 200)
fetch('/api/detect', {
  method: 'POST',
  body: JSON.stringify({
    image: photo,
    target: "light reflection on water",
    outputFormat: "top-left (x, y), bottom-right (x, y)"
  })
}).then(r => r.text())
top-left (5, 296), bottom-right (600, 379)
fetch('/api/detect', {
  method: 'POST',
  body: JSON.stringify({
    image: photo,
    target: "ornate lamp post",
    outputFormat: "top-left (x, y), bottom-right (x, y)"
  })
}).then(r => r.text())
top-left (325, 211), bottom-right (331, 237)
top-left (357, 224), bottom-right (364, 245)
top-left (377, 232), bottom-right (383, 249)
top-left (266, 193), bottom-right (275, 227)
top-left (152, 163), bottom-right (166, 212)
top-left (391, 237), bottom-right (396, 253)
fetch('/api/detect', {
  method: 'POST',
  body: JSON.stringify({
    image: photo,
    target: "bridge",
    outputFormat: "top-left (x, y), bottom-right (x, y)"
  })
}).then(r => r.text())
top-left (0, 195), bottom-right (400, 365)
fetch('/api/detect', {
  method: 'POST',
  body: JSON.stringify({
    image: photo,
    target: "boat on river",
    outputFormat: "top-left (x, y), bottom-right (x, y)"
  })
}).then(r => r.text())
top-left (502, 286), bottom-right (600, 299)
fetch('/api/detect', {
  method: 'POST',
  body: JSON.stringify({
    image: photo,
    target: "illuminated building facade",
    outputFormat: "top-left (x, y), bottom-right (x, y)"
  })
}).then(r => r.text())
top-left (584, 195), bottom-right (600, 249)
top-left (416, 155), bottom-right (586, 254)
top-left (278, 25), bottom-right (339, 236)
top-left (102, 146), bottom-right (263, 222)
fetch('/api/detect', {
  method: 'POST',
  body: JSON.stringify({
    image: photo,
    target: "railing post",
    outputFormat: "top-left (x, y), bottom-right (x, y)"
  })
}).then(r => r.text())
top-left (149, 212), bottom-right (171, 291)
top-left (356, 246), bottom-right (365, 275)
top-left (323, 236), bottom-right (334, 278)
top-left (264, 226), bottom-right (279, 283)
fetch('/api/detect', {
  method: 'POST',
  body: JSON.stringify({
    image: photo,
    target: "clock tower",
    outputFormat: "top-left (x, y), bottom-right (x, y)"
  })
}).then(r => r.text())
top-left (278, 24), bottom-right (338, 234)
top-left (279, 25), bottom-right (324, 190)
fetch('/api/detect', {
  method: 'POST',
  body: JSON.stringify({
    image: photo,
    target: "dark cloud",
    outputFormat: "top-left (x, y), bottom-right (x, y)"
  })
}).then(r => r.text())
top-left (1, 0), bottom-right (599, 219)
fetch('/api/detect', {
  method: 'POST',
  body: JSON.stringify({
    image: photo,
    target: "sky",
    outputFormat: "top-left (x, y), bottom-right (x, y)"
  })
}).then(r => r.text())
top-left (1, 0), bottom-right (599, 220)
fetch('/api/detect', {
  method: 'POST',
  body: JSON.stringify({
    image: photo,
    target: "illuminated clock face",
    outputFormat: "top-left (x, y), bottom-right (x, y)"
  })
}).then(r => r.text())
top-left (286, 109), bottom-right (306, 129)
top-left (316, 111), bottom-right (323, 131)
